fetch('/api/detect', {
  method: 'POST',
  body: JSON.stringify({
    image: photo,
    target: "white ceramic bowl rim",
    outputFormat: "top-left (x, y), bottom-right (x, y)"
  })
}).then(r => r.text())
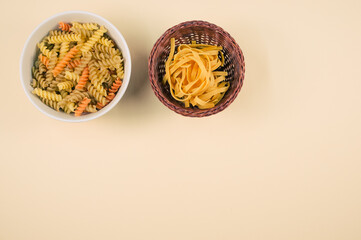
top-left (20, 10), bottom-right (131, 122)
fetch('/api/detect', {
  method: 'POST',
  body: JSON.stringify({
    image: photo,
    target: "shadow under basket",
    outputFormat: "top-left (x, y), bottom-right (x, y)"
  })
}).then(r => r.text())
top-left (148, 20), bottom-right (245, 117)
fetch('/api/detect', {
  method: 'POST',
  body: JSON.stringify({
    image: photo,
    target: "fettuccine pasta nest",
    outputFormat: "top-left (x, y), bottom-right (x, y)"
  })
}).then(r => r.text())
top-left (163, 38), bottom-right (230, 109)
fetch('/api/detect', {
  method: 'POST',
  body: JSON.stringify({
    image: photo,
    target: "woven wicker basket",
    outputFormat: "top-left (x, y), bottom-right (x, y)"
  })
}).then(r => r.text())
top-left (148, 20), bottom-right (245, 117)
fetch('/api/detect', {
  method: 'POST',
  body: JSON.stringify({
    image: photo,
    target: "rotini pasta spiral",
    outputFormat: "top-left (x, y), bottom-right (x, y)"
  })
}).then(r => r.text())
top-left (98, 37), bottom-right (114, 47)
top-left (86, 83), bottom-right (107, 105)
top-left (85, 104), bottom-right (97, 113)
top-left (41, 98), bottom-right (60, 111)
top-left (39, 62), bottom-right (47, 74)
top-left (53, 46), bottom-right (78, 77)
top-left (74, 97), bottom-right (91, 116)
top-left (47, 71), bottom-right (66, 91)
top-left (61, 89), bottom-right (89, 103)
top-left (73, 52), bottom-right (92, 76)
top-left (63, 102), bottom-right (76, 114)
top-left (57, 81), bottom-right (74, 91)
top-left (49, 30), bottom-right (67, 36)
top-left (72, 22), bottom-right (98, 30)
top-left (116, 65), bottom-right (124, 79)
top-left (67, 59), bottom-right (81, 69)
top-left (31, 78), bottom-right (38, 88)
top-left (37, 41), bottom-right (52, 58)
top-left (52, 43), bottom-right (61, 54)
top-left (64, 71), bottom-right (80, 82)
top-left (32, 67), bottom-right (47, 88)
top-left (32, 88), bottom-right (62, 102)
top-left (70, 27), bottom-right (93, 38)
top-left (93, 43), bottom-right (120, 56)
top-left (38, 54), bottom-right (49, 67)
top-left (91, 50), bottom-right (110, 60)
top-left (46, 51), bottom-right (58, 85)
top-left (59, 41), bottom-right (69, 61)
top-left (80, 26), bottom-right (107, 53)
top-left (48, 34), bottom-right (81, 43)
top-left (60, 90), bottom-right (69, 99)
top-left (58, 22), bottom-right (71, 31)
top-left (75, 67), bottom-right (89, 90)
top-left (95, 55), bottom-right (122, 69)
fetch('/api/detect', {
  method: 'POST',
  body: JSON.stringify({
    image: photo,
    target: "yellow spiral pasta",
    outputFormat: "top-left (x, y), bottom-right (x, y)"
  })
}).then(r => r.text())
top-left (98, 37), bottom-right (113, 47)
top-left (60, 90), bottom-right (69, 99)
top-left (93, 43), bottom-right (119, 56)
top-left (49, 30), bottom-right (67, 36)
top-left (70, 27), bottom-right (93, 38)
top-left (45, 51), bottom-right (57, 85)
top-left (95, 55), bottom-right (122, 69)
top-left (59, 41), bottom-right (69, 61)
top-left (37, 41), bottom-right (52, 58)
top-left (32, 88), bottom-right (62, 102)
top-left (80, 26), bottom-right (107, 53)
top-left (63, 102), bottom-right (76, 114)
top-left (116, 65), bottom-right (124, 79)
top-left (64, 71), bottom-right (80, 82)
top-left (57, 80), bottom-right (74, 91)
top-left (47, 34), bottom-right (81, 43)
top-left (72, 22), bottom-right (98, 30)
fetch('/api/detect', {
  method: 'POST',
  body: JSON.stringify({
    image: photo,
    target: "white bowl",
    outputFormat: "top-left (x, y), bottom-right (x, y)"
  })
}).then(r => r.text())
top-left (20, 11), bottom-right (131, 122)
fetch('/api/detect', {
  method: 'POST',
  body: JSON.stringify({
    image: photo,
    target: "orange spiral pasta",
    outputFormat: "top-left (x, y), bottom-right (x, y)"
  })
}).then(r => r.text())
top-left (74, 97), bottom-right (91, 116)
top-left (108, 78), bottom-right (122, 93)
top-left (38, 54), bottom-right (49, 68)
top-left (59, 22), bottom-right (71, 31)
top-left (75, 67), bottom-right (89, 90)
top-left (52, 46), bottom-right (78, 77)
top-left (67, 59), bottom-right (81, 69)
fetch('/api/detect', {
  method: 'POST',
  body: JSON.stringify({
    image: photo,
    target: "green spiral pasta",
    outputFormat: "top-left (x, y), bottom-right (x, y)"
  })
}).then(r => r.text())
top-left (80, 26), bottom-right (107, 53)
top-left (39, 62), bottom-right (47, 74)
top-left (32, 88), bottom-right (62, 102)
top-left (47, 34), bottom-right (81, 43)
top-left (61, 89), bottom-right (89, 103)
top-left (73, 52), bottom-right (92, 76)
top-left (32, 67), bottom-right (47, 88)
top-left (41, 98), bottom-right (60, 111)
top-left (86, 83), bottom-right (107, 105)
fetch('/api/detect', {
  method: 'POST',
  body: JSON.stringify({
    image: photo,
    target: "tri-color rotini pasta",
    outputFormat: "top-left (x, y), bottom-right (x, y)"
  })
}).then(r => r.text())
top-left (31, 21), bottom-right (124, 116)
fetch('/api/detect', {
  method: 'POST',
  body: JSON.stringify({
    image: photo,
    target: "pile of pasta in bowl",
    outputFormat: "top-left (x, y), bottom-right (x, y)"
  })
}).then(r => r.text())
top-left (31, 21), bottom-right (124, 116)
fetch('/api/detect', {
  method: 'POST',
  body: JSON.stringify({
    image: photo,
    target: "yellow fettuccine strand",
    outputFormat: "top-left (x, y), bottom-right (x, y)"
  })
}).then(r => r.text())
top-left (163, 38), bottom-right (229, 109)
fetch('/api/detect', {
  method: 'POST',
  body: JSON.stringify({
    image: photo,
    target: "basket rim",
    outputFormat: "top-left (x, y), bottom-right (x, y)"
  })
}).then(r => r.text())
top-left (148, 20), bottom-right (245, 117)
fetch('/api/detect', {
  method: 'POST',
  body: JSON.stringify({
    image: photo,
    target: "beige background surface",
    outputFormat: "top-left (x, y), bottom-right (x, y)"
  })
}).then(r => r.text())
top-left (1, 0), bottom-right (361, 239)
